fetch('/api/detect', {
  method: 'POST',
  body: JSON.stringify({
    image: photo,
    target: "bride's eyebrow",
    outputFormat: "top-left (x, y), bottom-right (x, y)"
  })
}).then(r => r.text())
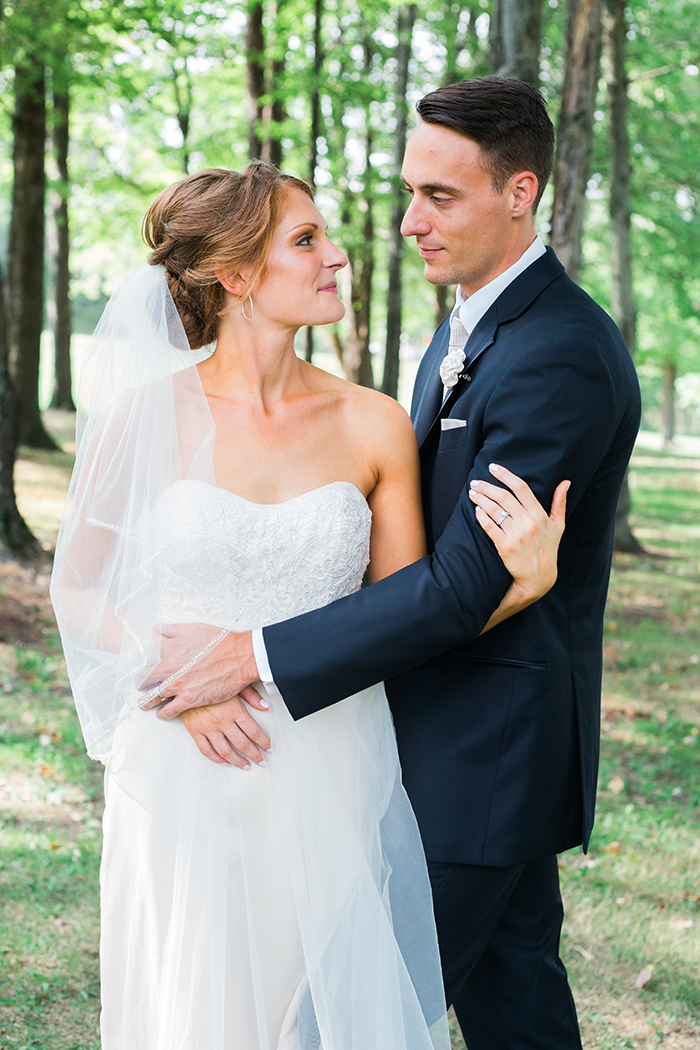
top-left (287, 222), bottom-right (326, 235)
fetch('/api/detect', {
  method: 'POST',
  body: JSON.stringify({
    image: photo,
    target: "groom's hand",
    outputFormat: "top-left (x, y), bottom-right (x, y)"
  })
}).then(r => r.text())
top-left (141, 624), bottom-right (266, 720)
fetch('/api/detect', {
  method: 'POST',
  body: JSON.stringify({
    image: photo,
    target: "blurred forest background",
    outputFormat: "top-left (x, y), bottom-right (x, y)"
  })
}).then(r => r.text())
top-left (1, 2), bottom-right (700, 1048)
top-left (0, 0), bottom-right (700, 555)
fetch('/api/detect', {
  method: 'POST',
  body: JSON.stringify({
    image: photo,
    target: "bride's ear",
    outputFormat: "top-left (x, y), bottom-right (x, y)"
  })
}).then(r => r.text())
top-left (215, 269), bottom-right (247, 297)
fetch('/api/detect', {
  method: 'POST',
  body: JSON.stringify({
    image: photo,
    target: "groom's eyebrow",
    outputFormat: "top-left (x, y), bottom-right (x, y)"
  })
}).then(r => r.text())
top-left (401, 177), bottom-right (461, 195)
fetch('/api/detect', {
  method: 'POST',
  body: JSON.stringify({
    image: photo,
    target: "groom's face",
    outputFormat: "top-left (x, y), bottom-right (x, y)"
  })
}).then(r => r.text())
top-left (400, 121), bottom-right (518, 297)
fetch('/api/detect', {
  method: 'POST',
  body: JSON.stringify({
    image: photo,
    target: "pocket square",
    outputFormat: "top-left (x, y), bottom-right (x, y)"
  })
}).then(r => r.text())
top-left (441, 418), bottom-right (467, 430)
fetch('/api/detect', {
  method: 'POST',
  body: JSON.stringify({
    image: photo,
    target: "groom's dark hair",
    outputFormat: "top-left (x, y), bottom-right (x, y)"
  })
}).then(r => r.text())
top-left (416, 76), bottom-right (554, 211)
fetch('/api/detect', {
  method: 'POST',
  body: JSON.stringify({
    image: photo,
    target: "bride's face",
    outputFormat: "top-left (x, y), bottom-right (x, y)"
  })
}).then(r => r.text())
top-left (251, 189), bottom-right (347, 328)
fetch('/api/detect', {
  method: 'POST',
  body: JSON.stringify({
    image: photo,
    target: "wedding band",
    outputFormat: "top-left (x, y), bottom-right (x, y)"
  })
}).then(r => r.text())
top-left (496, 511), bottom-right (509, 527)
top-left (155, 690), bottom-right (165, 702)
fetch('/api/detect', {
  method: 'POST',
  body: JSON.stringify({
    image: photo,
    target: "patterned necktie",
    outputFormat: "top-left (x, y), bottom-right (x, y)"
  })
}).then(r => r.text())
top-left (439, 310), bottom-right (468, 396)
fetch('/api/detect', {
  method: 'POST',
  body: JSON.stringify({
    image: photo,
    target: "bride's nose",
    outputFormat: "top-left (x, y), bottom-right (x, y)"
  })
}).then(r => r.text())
top-left (325, 241), bottom-right (347, 271)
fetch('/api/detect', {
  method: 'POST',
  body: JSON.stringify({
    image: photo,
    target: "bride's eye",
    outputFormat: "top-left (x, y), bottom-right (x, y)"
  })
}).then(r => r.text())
top-left (296, 233), bottom-right (313, 246)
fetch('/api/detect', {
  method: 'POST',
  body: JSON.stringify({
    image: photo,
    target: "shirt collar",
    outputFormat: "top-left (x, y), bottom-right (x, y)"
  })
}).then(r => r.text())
top-left (452, 234), bottom-right (547, 335)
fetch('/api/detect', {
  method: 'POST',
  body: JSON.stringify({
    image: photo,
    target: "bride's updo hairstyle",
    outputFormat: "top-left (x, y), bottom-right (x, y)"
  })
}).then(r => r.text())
top-left (143, 161), bottom-right (313, 348)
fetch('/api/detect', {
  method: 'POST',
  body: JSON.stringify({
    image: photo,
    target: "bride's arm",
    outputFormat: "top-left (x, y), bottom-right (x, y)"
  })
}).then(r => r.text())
top-left (468, 464), bottom-right (569, 633)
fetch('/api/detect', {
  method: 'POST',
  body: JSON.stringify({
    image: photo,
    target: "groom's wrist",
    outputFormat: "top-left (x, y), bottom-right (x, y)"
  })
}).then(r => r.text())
top-left (226, 630), bottom-right (261, 689)
top-left (250, 628), bottom-right (274, 686)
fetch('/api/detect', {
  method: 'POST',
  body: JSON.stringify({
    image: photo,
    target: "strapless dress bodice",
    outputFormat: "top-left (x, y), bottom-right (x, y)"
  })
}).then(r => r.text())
top-left (155, 479), bottom-right (372, 630)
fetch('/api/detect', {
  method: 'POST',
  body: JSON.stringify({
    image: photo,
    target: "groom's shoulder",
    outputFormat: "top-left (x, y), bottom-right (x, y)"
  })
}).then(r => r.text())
top-left (521, 267), bottom-right (629, 359)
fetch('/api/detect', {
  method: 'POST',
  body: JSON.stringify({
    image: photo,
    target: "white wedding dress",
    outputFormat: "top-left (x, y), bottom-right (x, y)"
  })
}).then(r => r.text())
top-left (99, 479), bottom-right (447, 1050)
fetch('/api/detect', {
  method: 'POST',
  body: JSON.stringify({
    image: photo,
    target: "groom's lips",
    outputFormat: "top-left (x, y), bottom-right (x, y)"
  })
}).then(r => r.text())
top-left (418, 245), bottom-right (443, 259)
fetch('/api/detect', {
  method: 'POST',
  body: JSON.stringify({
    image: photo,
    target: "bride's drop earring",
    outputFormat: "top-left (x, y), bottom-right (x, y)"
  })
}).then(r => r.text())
top-left (241, 295), bottom-right (253, 321)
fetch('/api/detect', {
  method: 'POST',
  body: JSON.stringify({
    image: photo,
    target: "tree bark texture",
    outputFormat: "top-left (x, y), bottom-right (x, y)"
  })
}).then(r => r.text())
top-left (605, 0), bottom-right (641, 553)
top-left (0, 263), bottom-right (40, 557)
top-left (613, 473), bottom-right (642, 555)
top-left (172, 66), bottom-right (193, 174)
top-left (661, 358), bottom-right (676, 446)
top-left (435, 285), bottom-right (452, 329)
top-left (308, 0), bottom-right (324, 185)
top-left (9, 60), bottom-right (57, 450)
top-left (262, 0), bottom-right (287, 167)
top-left (382, 4), bottom-right (416, 399)
top-left (50, 78), bottom-right (75, 411)
top-left (490, 0), bottom-right (544, 86)
top-left (303, 0), bottom-right (324, 364)
top-left (549, 0), bottom-right (603, 283)
top-left (304, 326), bottom-right (314, 363)
top-left (605, 0), bottom-right (635, 354)
top-left (245, 0), bottom-right (265, 160)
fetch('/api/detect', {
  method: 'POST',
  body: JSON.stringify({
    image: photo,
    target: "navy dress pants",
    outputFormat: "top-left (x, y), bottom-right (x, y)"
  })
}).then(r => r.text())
top-left (428, 855), bottom-right (582, 1050)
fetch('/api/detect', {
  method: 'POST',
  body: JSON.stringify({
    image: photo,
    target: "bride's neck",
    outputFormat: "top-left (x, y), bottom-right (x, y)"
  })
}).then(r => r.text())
top-left (198, 318), bottom-right (304, 407)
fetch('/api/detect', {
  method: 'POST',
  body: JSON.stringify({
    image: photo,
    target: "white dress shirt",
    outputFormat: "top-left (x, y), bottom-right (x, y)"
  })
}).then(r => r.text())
top-left (251, 235), bottom-right (547, 690)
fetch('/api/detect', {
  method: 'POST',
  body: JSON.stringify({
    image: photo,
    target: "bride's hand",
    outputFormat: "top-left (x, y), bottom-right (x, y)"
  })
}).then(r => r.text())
top-left (180, 695), bottom-right (272, 769)
top-left (468, 463), bottom-right (569, 630)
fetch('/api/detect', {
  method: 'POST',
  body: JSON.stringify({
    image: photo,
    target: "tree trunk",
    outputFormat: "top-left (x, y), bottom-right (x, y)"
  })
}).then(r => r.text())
top-left (308, 0), bottom-right (324, 185)
top-left (263, 0), bottom-right (287, 167)
top-left (172, 66), bottom-right (193, 174)
top-left (0, 262), bottom-right (40, 557)
top-left (382, 4), bottom-right (416, 399)
top-left (605, 0), bottom-right (641, 553)
top-left (303, 0), bottom-right (324, 364)
top-left (549, 0), bottom-right (603, 282)
top-left (435, 285), bottom-right (452, 328)
top-left (50, 74), bottom-right (75, 412)
top-left (613, 474), bottom-right (642, 555)
top-left (245, 0), bottom-right (265, 160)
top-left (9, 60), bottom-right (57, 450)
top-left (347, 219), bottom-right (375, 388)
top-left (490, 0), bottom-right (544, 85)
top-left (661, 358), bottom-right (676, 446)
top-left (304, 326), bottom-right (314, 362)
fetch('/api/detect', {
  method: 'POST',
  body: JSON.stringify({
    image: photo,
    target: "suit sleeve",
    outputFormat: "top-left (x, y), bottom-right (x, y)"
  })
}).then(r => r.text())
top-left (263, 328), bottom-right (621, 719)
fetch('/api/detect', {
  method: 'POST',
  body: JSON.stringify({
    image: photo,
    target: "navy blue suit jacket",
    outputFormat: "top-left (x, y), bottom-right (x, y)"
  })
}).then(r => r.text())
top-left (264, 248), bottom-right (641, 867)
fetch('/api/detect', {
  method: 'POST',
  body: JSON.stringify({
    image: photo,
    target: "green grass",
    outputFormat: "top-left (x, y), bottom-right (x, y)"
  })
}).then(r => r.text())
top-left (2, 427), bottom-right (700, 1048)
top-left (0, 637), bottom-right (103, 1049)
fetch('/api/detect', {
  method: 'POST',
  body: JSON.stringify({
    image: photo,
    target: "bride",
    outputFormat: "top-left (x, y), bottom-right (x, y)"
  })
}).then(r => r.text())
top-left (51, 162), bottom-right (566, 1050)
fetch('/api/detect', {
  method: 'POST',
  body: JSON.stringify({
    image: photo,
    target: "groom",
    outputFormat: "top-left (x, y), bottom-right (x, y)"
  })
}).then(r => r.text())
top-left (154, 78), bottom-right (640, 1047)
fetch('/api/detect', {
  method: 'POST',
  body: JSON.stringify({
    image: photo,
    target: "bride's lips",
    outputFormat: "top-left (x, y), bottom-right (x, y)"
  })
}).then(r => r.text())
top-left (318, 282), bottom-right (339, 293)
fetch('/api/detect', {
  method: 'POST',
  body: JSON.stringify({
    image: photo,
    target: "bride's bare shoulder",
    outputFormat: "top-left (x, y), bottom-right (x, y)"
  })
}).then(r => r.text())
top-left (307, 363), bottom-right (415, 443)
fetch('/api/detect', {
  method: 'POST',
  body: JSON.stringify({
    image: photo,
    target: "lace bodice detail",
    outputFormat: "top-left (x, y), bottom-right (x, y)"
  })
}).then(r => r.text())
top-left (155, 480), bottom-right (371, 631)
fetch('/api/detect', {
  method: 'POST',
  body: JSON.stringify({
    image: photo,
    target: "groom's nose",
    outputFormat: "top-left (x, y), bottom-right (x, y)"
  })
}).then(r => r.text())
top-left (400, 196), bottom-right (431, 238)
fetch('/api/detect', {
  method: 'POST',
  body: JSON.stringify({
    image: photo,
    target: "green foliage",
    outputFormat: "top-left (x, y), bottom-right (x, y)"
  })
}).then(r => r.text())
top-left (1, 0), bottom-right (699, 399)
top-left (583, 0), bottom-right (700, 389)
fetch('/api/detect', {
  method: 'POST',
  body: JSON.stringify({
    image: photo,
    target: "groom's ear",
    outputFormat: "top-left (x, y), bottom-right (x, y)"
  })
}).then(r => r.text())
top-left (508, 171), bottom-right (539, 217)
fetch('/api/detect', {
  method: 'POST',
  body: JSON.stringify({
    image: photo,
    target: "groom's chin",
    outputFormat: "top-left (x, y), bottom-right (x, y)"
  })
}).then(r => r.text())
top-left (422, 266), bottom-right (451, 286)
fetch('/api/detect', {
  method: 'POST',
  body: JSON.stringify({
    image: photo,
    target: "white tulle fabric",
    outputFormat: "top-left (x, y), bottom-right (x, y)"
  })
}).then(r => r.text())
top-left (51, 264), bottom-right (449, 1050)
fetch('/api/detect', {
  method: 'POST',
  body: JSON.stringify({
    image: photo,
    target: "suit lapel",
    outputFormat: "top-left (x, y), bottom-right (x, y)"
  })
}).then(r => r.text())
top-left (414, 248), bottom-right (565, 450)
top-left (412, 317), bottom-right (450, 447)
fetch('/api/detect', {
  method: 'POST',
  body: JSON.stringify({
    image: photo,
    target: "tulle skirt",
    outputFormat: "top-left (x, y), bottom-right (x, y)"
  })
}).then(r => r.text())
top-left (100, 682), bottom-right (449, 1050)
